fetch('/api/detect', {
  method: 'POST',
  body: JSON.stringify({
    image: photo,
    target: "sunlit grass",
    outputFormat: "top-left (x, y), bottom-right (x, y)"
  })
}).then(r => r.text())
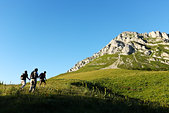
top-left (56, 69), bottom-right (169, 106)
top-left (1, 69), bottom-right (169, 113)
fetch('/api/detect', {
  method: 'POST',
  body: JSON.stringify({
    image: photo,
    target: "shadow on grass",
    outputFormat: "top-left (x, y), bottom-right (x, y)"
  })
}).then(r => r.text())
top-left (71, 81), bottom-right (169, 113)
top-left (1, 94), bottom-right (168, 113)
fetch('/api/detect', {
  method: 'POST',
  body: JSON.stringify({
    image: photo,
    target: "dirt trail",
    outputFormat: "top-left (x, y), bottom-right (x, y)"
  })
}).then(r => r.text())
top-left (133, 53), bottom-right (138, 62)
top-left (102, 54), bottom-right (121, 69)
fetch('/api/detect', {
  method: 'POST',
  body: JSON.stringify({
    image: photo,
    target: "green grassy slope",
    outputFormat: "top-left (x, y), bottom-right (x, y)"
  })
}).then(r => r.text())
top-left (119, 52), bottom-right (169, 71)
top-left (75, 52), bottom-right (169, 71)
top-left (57, 69), bottom-right (169, 105)
top-left (1, 69), bottom-right (169, 113)
top-left (75, 54), bottom-right (118, 72)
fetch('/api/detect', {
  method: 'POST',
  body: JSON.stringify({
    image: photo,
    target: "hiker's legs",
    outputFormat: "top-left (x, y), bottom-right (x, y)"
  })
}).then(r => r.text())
top-left (39, 80), bottom-right (42, 86)
top-left (21, 80), bottom-right (24, 88)
top-left (34, 80), bottom-right (37, 89)
top-left (32, 86), bottom-right (35, 92)
top-left (30, 79), bottom-right (37, 92)
top-left (29, 79), bottom-right (35, 92)
top-left (40, 79), bottom-right (46, 87)
top-left (29, 85), bottom-right (32, 92)
top-left (44, 80), bottom-right (46, 86)
top-left (29, 80), bottom-right (33, 92)
top-left (21, 80), bottom-right (26, 89)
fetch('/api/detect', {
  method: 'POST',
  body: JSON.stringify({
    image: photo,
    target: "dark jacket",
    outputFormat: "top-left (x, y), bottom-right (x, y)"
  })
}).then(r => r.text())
top-left (21, 73), bottom-right (28, 80)
top-left (30, 71), bottom-right (38, 79)
top-left (39, 73), bottom-right (46, 80)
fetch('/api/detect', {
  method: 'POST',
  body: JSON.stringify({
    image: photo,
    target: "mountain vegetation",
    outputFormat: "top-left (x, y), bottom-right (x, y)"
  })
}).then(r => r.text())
top-left (1, 69), bottom-right (169, 113)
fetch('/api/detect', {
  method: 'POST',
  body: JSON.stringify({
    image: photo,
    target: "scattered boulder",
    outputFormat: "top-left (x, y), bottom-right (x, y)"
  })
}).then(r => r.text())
top-left (161, 52), bottom-right (169, 57)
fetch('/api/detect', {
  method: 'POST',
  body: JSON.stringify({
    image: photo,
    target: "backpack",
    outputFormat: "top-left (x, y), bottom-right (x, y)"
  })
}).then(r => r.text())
top-left (39, 73), bottom-right (45, 79)
top-left (30, 71), bottom-right (35, 79)
top-left (20, 74), bottom-right (24, 80)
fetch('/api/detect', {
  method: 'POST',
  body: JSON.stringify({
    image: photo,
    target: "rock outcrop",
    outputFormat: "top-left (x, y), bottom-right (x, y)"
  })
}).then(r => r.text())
top-left (68, 31), bottom-right (169, 72)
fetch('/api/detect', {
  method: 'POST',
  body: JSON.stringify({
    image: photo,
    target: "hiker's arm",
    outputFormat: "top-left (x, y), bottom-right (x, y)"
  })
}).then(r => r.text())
top-left (27, 77), bottom-right (30, 80)
top-left (27, 75), bottom-right (30, 80)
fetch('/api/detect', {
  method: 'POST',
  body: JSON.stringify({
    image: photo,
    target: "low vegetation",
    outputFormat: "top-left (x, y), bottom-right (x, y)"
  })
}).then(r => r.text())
top-left (1, 69), bottom-right (169, 113)
top-left (57, 69), bottom-right (169, 106)
top-left (75, 52), bottom-right (169, 72)
top-left (119, 52), bottom-right (169, 71)
top-left (76, 54), bottom-right (118, 72)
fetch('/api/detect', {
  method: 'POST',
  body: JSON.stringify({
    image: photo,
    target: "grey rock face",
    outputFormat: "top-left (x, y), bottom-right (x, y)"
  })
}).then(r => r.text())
top-left (149, 31), bottom-right (157, 38)
top-left (121, 44), bottom-right (135, 55)
top-left (149, 31), bottom-right (162, 38)
top-left (68, 31), bottom-right (169, 72)
top-left (162, 32), bottom-right (169, 39)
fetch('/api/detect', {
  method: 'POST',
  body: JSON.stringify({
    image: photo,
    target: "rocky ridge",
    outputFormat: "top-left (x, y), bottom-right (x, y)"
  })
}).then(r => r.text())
top-left (68, 31), bottom-right (169, 72)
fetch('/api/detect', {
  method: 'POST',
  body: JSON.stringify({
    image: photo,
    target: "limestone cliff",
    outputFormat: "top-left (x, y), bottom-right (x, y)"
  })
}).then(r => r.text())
top-left (68, 31), bottom-right (169, 72)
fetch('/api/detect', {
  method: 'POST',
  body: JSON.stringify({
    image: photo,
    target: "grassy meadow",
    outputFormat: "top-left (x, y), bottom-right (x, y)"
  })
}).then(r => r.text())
top-left (1, 69), bottom-right (169, 113)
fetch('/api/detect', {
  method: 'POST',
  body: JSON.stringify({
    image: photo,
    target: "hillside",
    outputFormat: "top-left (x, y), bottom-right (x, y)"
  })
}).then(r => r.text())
top-left (68, 31), bottom-right (169, 72)
top-left (57, 69), bottom-right (169, 105)
top-left (1, 69), bottom-right (169, 113)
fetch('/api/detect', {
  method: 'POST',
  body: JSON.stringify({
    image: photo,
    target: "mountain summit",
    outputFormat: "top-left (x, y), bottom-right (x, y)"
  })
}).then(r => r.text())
top-left (68, 31), bottom-right (169, 72)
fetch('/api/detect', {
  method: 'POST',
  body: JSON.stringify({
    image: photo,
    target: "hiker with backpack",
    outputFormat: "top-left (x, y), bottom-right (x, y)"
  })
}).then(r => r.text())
top-left (29, 68), bottom-right (39, 92)
top-left (20, 70), bottom-right (30, 89)
top-left (39, 71), bottom-right (47, 87)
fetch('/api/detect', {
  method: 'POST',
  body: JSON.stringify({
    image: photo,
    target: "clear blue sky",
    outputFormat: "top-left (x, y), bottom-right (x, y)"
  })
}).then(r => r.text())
top-left (0, 0), bottom-right (169, 84)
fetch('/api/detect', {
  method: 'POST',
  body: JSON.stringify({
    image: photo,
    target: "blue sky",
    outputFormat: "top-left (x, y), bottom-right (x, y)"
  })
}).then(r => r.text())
top-left (0, 0), bottom-right (169, 84)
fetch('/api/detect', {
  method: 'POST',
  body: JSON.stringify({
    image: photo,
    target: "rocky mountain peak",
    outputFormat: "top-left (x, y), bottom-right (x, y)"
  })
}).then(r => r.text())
top-left (148, 31), bottom-right (169, 39)
top-left (68, 31), bottom-right (169, 72)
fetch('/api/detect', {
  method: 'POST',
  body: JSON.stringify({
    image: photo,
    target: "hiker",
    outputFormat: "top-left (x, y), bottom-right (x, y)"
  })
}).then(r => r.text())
top-left (20, 70), bottom-right (30, 89)
top-left (39, 71), bottom-right (47, 87)
top-left (29, 68), bottom-right (39, 92)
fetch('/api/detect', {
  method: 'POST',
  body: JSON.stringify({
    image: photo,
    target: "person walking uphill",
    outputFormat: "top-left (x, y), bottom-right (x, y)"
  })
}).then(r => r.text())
top-left (39, 71), bottom-right (47, 87)
top-left (29, 68), bottom-right (39, 92)
top-left (20, 70), bottom-right (30, 89)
